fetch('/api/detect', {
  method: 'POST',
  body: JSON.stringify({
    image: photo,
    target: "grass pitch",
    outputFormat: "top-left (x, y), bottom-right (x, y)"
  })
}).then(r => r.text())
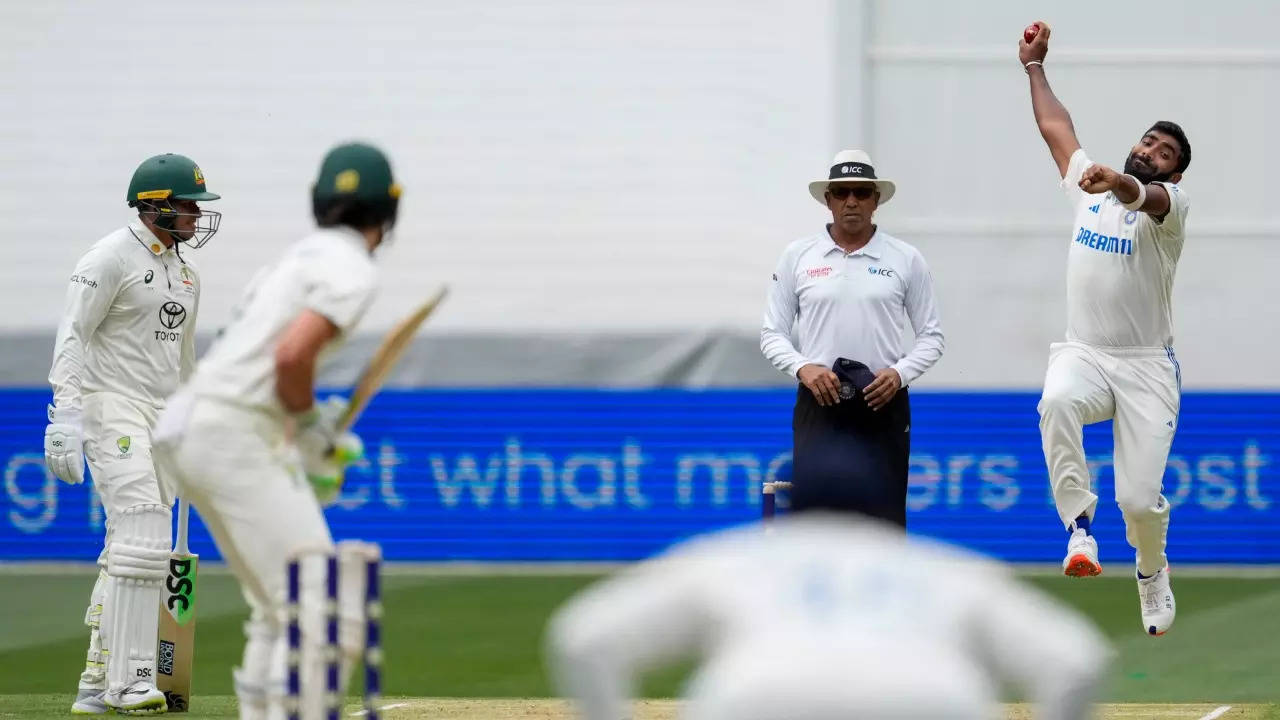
top-left (0, 696), bottom-right (1277, 719)
top-left (1, 569), bottom-right (1277, 716)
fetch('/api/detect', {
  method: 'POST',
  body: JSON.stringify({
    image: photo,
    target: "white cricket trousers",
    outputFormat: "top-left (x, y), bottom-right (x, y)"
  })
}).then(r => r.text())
top-left (155, 394), bottom-right (337, 720)
top-left (78, 391), bottom-right (171, 691)
top-left (1037, 341), bottom-right (1180, 576)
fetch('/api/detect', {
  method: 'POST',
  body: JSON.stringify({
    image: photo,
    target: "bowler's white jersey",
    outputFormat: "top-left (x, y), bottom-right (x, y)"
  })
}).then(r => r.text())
top-left (49, 220), bottom-right (200, 411)
top-left (548, 515), bottom-right (1109, 720)
top-left (185, 227), bottom-right (377, 418)
top-left (1062, 150), bottom-right (1190, 348)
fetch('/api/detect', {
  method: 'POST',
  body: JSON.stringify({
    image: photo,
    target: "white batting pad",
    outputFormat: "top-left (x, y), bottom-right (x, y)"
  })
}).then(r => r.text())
top-left (103, 503), bottom-right (171, 692)
top-left (78, 569), bottom-right (109, 689)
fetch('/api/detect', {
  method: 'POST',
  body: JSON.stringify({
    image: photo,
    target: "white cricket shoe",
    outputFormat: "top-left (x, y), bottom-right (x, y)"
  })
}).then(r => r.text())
top-left (104, 681), bottom-right (168, 715)
top-left (1062, 528), bottom-right (1102, 577)
top-left (1138, 565), bottom-right (1176, 636)
top-left (71, 688), bottom-right (109, 715)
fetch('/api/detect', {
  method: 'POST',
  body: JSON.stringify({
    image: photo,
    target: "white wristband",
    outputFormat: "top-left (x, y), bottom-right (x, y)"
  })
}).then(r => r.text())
top-left (1024, 61), bottom-right (1043, 73)
top-left (1121, 175), bottom-right (1147, 211)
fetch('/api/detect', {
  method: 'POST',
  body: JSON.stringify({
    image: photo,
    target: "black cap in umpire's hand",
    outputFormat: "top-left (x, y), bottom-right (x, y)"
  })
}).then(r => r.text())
top-left (834, 358), bottom-right (876, 401)
top-left (831, 358), bottom-right (883, 427)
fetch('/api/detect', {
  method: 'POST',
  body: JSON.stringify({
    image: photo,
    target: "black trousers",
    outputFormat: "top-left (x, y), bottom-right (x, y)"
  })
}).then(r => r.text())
top-left (790, 384), bottom-right (911, 527)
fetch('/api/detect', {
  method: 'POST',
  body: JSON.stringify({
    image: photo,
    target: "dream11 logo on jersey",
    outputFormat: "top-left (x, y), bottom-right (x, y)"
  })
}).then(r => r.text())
top-left (155, 302), bottom-right (187, 341)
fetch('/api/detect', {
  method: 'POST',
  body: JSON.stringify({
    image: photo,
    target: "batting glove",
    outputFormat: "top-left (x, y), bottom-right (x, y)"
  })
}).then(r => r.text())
top-left (44, 404), bottom-right (86, 485)
top-left (295, 396), bottom-right (364, 506)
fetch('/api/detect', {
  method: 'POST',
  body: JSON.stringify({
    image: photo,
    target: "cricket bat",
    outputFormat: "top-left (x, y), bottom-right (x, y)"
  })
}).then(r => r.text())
top-left (157, 497), bottom-right (198, 712)
top-left (337, 285), bottom-right (449, 432)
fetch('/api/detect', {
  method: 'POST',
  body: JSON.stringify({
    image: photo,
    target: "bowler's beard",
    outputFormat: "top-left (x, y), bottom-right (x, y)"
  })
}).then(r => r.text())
top-left (1124, 152), bottom-right (1174, 184)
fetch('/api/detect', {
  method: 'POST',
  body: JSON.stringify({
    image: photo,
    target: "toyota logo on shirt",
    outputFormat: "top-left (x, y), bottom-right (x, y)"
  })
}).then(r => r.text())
top-left (159, 302), bottom-right (187, 329)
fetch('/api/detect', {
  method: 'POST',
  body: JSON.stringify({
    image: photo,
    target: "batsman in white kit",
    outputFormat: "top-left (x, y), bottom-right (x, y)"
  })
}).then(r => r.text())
top-left (1021, 23), bottom-right (1190, 635)
top-left (547, 485), bottom-right (1110, 720)
top-left (44, 153), bottom-right (220, 715)
top-left (153, 143), bottom-right (398, 720)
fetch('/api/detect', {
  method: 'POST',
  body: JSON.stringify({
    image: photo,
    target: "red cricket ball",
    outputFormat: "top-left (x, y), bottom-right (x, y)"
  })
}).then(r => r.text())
top-left (1024, 24), bottom-right (1041, 43)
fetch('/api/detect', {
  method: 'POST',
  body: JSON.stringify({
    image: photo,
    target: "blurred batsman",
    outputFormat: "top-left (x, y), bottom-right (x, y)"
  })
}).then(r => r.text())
top-left (153, 143), bottom-right (398, 720)
top-left (45, 153), bottom-right (220, 714)
top-left (761, 150), bottom-right (944, 527)
top-left (546, 480), bottom-right (1111, 720)
top-left (1021, 22), bottom-right (1189, 635)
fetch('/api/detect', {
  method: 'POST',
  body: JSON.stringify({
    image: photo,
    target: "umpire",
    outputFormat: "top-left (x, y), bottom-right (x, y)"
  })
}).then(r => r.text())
top-left (761, 150), bottom-right (945, 527)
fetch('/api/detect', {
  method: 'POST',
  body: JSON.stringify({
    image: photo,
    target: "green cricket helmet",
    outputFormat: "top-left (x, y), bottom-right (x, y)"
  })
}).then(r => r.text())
top-left (126, 153), bottom-right (222, 248)
top-left (311, 142), bottom-right (401, 233)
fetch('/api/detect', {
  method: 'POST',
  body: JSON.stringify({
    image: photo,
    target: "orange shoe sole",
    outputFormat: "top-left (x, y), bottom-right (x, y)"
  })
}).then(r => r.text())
top-left (1063, 554), bottom-right (1102, 577)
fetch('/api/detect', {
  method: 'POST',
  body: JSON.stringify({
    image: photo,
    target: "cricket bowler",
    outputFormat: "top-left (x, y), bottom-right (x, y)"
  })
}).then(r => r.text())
top-left (45, 153), bottom-right (220, 714)
top-left (1021, 22), bottom-right (1190, 635)
top-left (153, 142), bottom-right (397, 720)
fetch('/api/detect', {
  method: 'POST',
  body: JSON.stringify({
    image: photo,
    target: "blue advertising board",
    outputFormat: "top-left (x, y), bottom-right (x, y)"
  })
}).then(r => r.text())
top-left (2, 389), bottom-right (1277, 564)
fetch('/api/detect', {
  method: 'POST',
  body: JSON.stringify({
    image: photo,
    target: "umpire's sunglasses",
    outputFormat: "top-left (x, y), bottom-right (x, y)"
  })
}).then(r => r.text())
top-left (828, 185), bottom-right (876, 201)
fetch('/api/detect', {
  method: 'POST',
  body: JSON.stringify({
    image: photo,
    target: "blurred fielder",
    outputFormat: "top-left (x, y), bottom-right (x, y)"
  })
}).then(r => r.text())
top-left (45, 154), bottom-right (220, 714)
top-left (546, 478), bottom-right (1111, 720)
top-left (154, 142), bottom-right (397, 720)
top-left (1021, 22), bottom-right (1190, 635)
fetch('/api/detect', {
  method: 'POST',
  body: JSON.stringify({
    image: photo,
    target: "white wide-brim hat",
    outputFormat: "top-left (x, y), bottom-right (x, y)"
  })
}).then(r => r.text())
top-left (808, 149), bottom-right (896, 206)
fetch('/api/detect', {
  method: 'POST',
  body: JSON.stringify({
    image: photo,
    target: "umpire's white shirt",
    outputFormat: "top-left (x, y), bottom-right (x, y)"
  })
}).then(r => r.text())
top-left (1061, 149), bottom-right (1190, 348)
top-left (183, 227), bottom-right (377, 418)
top-left (761, 228), bottom-right (944, 384)
top-left (547, 515), bottom-right (1109, 720)
top-left (49, 219), bottom-right (200, 411)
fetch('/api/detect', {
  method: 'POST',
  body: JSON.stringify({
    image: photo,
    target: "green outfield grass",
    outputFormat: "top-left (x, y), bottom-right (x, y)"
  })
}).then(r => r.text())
top-left (1, 696), bottom-right (1278, 720)
top-left (1, 570), bottom-right (1277, 709)
top-left (1, 696), bottom-right (1277, 720)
